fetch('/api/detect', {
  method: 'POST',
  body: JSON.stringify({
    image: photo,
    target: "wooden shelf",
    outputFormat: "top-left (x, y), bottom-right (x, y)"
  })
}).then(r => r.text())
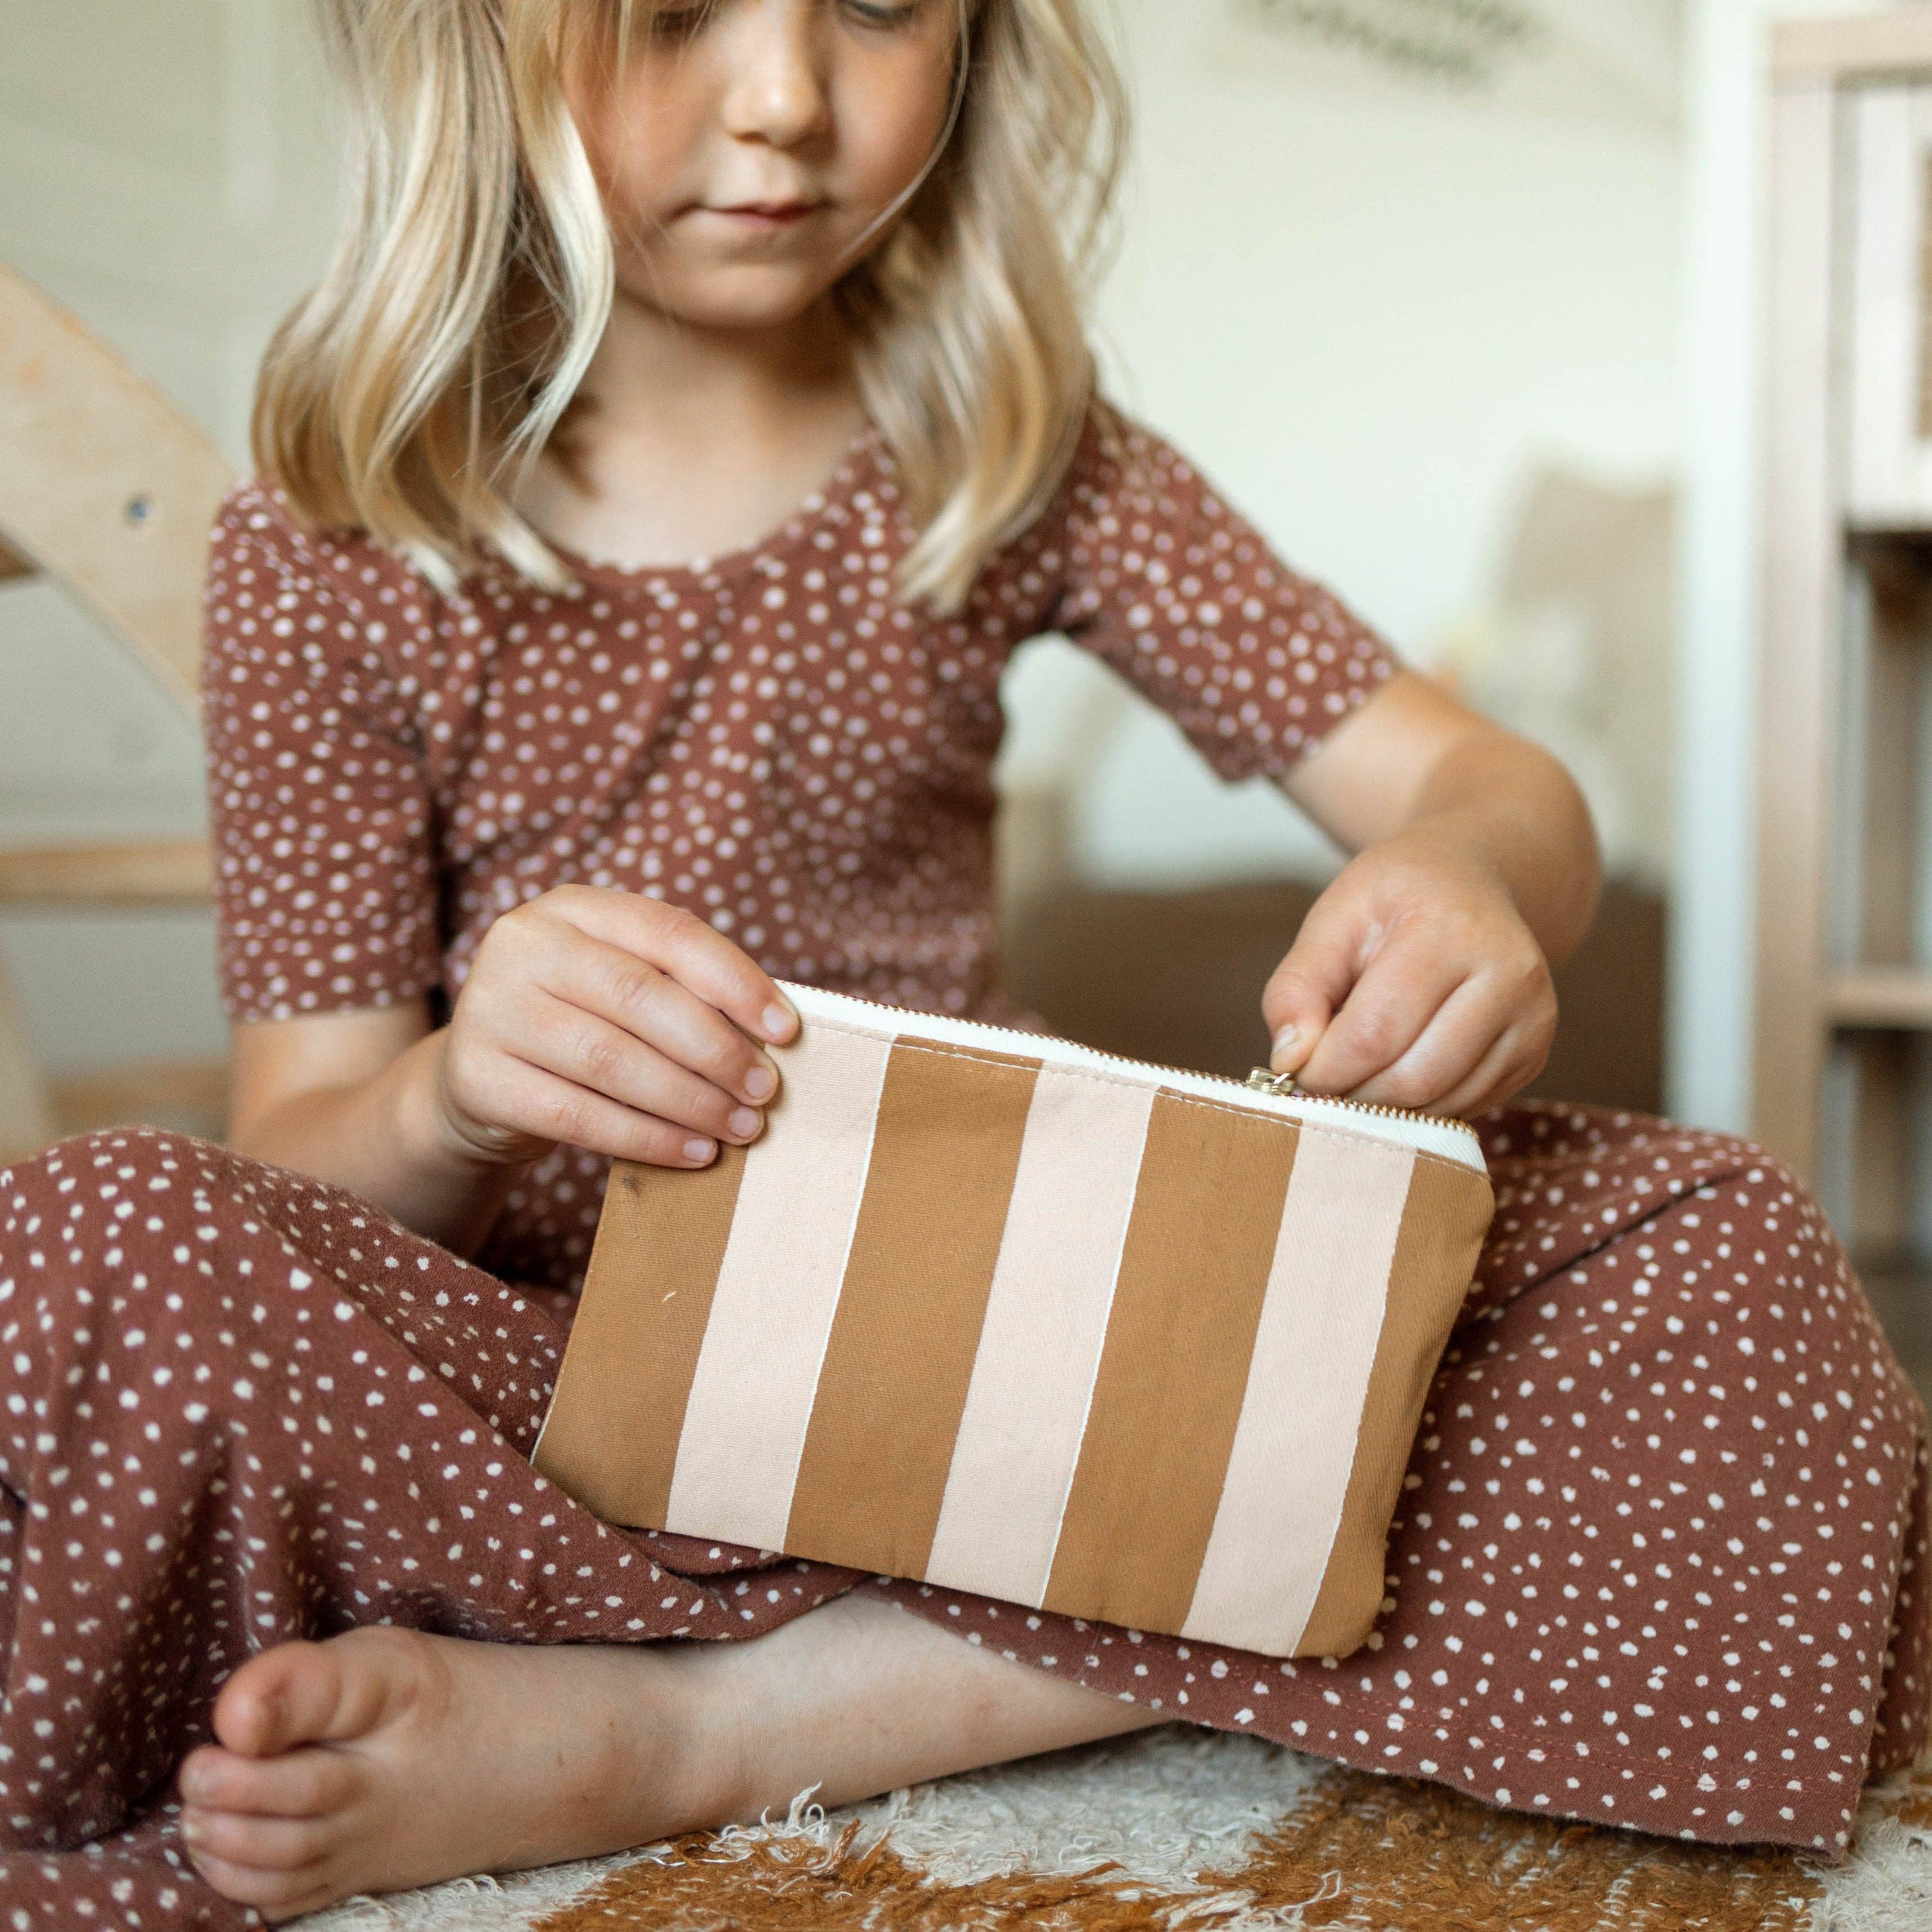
top-left (0, 839), bottom-right (212, 907)
top-left (1758, 33), bottom-right (1932, 1254)
top-left (1829, 967), bottom-right (1932, 1029)
top-left (1849, 519), bottom-right (1932, 542)
top-left (1776, 12), bottom-right (1932, 83)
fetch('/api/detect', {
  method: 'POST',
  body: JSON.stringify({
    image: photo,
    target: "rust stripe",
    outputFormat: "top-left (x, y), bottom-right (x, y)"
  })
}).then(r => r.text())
top-left (1296, 1153), bottom-right (1495, 1658)
top-left (1043, 1092), bottom-right (1299, 1636)
top-left (784, 1041), bottom-right (1040, 1576)
top-left (531, 1149), bottom-right (745, 1529)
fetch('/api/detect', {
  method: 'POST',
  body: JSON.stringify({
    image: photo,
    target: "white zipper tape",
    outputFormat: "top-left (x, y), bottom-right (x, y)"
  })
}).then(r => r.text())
top-left (778, 981), bottom-right (1487, 1174)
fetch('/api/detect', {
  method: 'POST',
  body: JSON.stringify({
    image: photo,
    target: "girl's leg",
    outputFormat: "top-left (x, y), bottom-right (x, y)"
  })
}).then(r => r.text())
top-left (859, 1105), bottom-right (1932, 1854)
top-left (0, 1127), bottom-right (1063, 1927)
top-left (175, 1591), bottom-right (1160, 1919)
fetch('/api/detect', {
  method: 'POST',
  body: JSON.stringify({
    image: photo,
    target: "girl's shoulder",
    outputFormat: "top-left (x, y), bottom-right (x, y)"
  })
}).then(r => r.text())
top-left (1028, 396), bottom-right (1228, 543)
top-left (205, 480), bottom-right (446, 672)
top-left (976, 397), bottom-right (1247, 603)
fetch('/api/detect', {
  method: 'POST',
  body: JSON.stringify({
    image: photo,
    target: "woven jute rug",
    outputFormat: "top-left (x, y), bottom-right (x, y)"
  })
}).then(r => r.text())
top-left (302, 1725), bottom-right (1932, 1931)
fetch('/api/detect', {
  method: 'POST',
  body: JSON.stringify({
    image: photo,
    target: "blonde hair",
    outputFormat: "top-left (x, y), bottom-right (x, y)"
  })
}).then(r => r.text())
top-left (256, 0), bottom-right (1126, 611)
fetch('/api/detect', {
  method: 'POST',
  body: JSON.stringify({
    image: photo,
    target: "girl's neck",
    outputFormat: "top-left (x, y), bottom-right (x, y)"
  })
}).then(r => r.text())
top-left (518, 292), bottom-right (868, 572)
top-left (590, 290), bottom-right (858, 443)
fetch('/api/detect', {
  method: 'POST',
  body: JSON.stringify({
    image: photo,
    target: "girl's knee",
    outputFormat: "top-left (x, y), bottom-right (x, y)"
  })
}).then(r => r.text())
top-left (2, 1125), bottom-right (223, 1205)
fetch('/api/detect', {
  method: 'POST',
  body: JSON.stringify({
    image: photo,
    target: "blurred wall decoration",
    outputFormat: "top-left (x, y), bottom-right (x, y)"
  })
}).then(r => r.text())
top-left (1210, 0), bottom-right (1681, 124)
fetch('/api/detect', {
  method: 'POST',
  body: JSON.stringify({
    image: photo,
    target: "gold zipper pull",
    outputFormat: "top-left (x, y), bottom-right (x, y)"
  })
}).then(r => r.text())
top-left (1246, 1067), bottom-right (1301, 1098)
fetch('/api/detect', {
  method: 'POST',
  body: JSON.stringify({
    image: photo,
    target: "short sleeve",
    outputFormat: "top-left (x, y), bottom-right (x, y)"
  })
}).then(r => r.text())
top-left (201, 485), bottom-right (445, 1022)
top-left (1038, 403), bottom-right (1399, 779)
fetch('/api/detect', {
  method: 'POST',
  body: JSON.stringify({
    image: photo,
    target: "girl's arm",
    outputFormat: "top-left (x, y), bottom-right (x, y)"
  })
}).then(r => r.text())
top-left (226, 890), bottom-right (799, 1257)
top-left (1268, 669), bottom-right (1601, 1118)
top-left (228, 1003), bottom-right (501, 1255)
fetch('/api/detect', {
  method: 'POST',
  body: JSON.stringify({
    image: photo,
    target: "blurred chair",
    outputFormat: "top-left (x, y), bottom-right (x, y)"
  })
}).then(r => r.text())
top-left (0, 264), bottom-right (230, 1158)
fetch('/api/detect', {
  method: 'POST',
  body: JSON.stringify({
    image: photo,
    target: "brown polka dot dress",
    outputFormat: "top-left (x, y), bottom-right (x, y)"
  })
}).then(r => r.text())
top-left (0, 405), bottom-right (1924, 1928)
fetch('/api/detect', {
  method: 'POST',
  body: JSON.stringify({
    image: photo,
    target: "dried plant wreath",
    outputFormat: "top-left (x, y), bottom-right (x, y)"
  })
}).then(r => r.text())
top-left (1238, 0), bottom-right (1544, 86)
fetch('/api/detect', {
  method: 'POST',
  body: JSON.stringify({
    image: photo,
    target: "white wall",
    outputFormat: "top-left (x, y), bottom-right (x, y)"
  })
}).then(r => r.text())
top-left (1003, 0), bottom-right (1685, 889)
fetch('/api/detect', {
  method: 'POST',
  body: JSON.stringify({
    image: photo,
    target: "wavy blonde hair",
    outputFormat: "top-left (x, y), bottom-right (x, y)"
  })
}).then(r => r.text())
top-left (256, 0), bottom-right (1126, 610)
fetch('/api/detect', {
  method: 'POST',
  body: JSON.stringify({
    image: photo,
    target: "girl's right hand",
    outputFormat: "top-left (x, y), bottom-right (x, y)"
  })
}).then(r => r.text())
top-left (427, 885), bottom-right (798, 1171)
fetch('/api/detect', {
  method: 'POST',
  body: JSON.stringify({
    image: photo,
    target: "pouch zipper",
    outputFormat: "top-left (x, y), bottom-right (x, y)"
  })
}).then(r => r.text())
top-left (777, 980), bottom-right (1486, 1173)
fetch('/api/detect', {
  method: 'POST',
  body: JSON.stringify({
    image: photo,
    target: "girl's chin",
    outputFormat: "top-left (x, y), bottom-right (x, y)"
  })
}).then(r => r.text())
top-left (613, 255), bottom-right (853, 332)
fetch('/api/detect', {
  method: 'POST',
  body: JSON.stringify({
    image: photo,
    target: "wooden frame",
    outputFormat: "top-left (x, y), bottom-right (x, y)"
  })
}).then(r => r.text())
top-left (1758, 12), bottom-right (1932, 1253)
top-left (0, 264), bottom-right (231, 1157)
top-left (1755, 76), bottom-right (1842, 1183)
top-left (1776, 14), bottom-right (1932, 85)
top-left (0, 265), bottom-right (230, 709)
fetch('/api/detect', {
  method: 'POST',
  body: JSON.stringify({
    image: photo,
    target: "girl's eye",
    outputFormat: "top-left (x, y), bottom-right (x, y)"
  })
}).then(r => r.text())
top-left (841, 0), bottom-right (924, 28)
top-left (645, 3), bottom-right (712, 41)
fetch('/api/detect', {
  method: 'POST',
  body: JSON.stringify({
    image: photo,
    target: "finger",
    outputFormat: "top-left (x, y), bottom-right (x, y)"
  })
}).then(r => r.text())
top-left (538, 938), bottom-right (781, 1109)
top-left (516, 994), bottom-right (766, 1145)
top-left (1260, 907), bottom-right (1357, 1077)
top-left (1379, 963), bottom-right (1556, 1117)
top-left (1428, 1011), bottom-right (1553, 1120)
top-left (1344, 974), bottom-right (1512, 1112)
top-left (493, 1059), bottom-right (726, 1167)
top-left (1294, 947), bottom-right (1468, 1098)
top-left (550, 886), bottom-right (798, 1046)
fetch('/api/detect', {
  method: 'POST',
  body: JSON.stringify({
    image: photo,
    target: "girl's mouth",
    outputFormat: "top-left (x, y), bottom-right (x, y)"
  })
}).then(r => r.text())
top-left (706, 201), bottom-right (825, 227)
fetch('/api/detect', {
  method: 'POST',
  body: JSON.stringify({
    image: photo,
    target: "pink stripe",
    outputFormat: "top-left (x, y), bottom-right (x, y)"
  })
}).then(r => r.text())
top-left (1181, 1129), bottom-right (1416, 1655)
top-left (923, 1068), bottom-right (1155, 1605)
top-left (664, 1021), bottom-right (892, 1551)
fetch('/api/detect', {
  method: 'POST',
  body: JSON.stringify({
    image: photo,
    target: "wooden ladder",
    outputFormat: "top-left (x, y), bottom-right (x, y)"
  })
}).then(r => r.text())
top-left (0, 264), bottom-right (234, 1158)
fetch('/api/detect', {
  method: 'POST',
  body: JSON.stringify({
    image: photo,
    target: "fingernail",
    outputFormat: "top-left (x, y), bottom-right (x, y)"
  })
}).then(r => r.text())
top-left (762, 1000), bottom-right (798, 1043)
top-left (729, 1109), bottom-right (761, 1141)
top-left (685, 1138), bottom-right (716, 1165)
top-left (1271, 1026), bottom-right (1300, 1064)
top-left (179, 1811), bottom-right (207, 1846)
top-left (744, 1065), bottom-right (777, 1103)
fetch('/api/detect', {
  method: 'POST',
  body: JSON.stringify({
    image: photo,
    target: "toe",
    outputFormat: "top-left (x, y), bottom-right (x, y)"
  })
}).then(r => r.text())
top-left (179, 1742), bottom-right (357, 1817)
top-left (212, 1638), bottom-right (365, 1758)
top-left (181, 1845), bottom-right (337, 1921)
top-left (211, 1644), bottom-right (327, 1757)
top-left (212, 1628), bottom-right (443, 1758)
top-left (181, 1804), bottom-right (340, 1872)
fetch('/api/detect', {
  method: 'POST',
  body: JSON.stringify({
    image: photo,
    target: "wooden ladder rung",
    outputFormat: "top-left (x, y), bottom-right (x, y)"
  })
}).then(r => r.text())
top-left (49, 1058), bottom-right (228, 1135)
top-left (0, 839), bottom-right (214, 906)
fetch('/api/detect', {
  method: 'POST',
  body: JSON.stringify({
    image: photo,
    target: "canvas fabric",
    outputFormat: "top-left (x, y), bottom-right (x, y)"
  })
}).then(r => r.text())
top-left (534, 997), bottom-right (1495, 1659)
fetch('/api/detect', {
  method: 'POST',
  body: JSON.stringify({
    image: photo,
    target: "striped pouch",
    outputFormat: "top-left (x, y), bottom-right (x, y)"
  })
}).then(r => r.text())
top-left (532, 982), bottom-right (1495, 1660)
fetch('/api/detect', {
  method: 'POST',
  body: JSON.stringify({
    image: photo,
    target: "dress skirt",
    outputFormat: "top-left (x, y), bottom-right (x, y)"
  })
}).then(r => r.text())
top-left (0, 1103), bottom-right (1924, 1929)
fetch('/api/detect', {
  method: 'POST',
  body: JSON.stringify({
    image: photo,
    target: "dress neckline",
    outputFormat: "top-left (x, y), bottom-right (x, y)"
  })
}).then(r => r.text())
top-left (536, 420), bottom-right (887, 596)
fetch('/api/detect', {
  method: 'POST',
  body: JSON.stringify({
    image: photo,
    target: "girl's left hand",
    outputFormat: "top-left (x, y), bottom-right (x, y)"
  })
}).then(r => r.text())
top-left (1260, 828), bottom-right (1558, 1120)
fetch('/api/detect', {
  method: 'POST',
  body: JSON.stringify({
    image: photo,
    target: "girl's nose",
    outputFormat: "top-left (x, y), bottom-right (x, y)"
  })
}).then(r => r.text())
top-left (719, 0), bottom-right (831, 150)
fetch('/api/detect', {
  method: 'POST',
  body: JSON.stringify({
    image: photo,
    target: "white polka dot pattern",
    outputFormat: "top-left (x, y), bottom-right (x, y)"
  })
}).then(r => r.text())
top-left (872, 1105), bottom-right (1932, 1866)
top-left (0, 1130), bottom-right (863, 1926)
top-left (0, 1107), bottom-right (1924, 1926)
top-left (199, 403), bottom-right (1397, 1294)
top-left (0, 404), bottom-right (1902, 1921)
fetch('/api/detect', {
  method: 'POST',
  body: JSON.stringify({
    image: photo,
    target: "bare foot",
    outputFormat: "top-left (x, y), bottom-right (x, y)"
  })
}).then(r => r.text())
top-left (174, 1595), bottom-right (1158, 1920)
top-left (174, 1625), bottom-right (724, 1921)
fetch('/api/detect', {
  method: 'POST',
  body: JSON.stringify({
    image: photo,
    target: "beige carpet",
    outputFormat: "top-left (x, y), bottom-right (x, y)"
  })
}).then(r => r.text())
top-left (300, 1725), bottom-right (1932, 1931)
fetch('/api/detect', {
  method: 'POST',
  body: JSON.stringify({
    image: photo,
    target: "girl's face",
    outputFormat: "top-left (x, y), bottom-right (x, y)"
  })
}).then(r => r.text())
top-left (569, 0), bottom-right (964, 332)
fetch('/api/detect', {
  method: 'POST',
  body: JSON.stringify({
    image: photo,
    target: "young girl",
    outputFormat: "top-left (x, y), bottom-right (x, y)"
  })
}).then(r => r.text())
top-left (2, 1), bottom-right (1925, 1923)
